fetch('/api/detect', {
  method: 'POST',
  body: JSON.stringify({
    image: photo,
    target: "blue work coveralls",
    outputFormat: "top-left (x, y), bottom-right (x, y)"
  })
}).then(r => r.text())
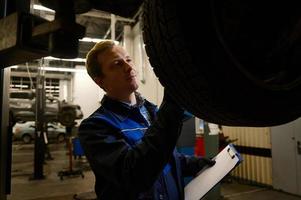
top-left (79, 94), bottom-right (203, 200)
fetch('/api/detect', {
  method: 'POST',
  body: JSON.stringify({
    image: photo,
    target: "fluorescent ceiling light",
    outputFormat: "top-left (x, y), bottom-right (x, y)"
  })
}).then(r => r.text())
top-left (33, 4), bottom-right (55, 13)
top-left (41, 66), bottom-right (86, 73)
top-left (43, 56), bottom-right (86, 62)
top-left (79, 37), bottom-right (119, 44)
top-left (9, 65), bottom-right (18, 69)
top-left (79, 37), bottom-right (105, 43)
top-left (9, 64), bottom-right (84, 73)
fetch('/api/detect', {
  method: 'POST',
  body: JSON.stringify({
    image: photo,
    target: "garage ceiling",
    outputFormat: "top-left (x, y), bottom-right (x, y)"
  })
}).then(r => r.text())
top-left (11, 1), bottom-right (139, 73)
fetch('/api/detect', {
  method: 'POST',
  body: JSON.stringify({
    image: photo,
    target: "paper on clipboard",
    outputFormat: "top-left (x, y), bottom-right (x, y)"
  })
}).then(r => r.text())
top-left (185, 144), bottom-right (242, 200)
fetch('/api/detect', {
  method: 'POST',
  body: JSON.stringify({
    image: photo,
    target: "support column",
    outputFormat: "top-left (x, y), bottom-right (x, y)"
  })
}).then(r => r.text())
top-left (0, 68), bottom-right (11, 200)
top-left (32, 64), bottom-right (46, 179)
top-left (1, 0), bottom-right (15, 198)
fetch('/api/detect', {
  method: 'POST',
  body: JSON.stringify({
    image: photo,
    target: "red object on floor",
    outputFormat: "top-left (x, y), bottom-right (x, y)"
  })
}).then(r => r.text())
top-left (195, 136), bottom-right (205, 156)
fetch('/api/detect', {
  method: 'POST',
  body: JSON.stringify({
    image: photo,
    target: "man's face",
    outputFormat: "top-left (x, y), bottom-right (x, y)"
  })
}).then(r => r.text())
top-left (96, 45), bottom-right (139, 95)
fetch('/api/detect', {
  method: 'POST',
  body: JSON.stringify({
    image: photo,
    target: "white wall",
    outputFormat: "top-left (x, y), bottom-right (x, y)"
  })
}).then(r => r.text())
top-left (123, 23), bottom-right (164, 106)
top-left (72, 65), bottom-right (105, 124)
top-left (59, 79), bottom-right (71, 101)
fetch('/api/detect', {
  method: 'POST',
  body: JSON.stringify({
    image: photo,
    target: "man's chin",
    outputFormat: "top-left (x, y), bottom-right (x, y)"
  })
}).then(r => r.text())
top-left (128, 82), bottom-right (139, 92)
top-left (131, 84), bottom-right (139, 91)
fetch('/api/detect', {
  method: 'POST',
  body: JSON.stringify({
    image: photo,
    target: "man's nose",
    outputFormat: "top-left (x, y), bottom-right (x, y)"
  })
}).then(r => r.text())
top-left (124, 61), bottom-right (134, 72)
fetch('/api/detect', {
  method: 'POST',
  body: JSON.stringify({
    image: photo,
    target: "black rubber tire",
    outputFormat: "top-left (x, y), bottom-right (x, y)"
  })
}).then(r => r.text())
top-left (143, 0), bottom-right (301, 126)
top-left (59, 108), bottom-right (76, 127)
top-left (22, 134), bottom-right (32, 144)
top-left (57, 133), bottom-right (66, 143)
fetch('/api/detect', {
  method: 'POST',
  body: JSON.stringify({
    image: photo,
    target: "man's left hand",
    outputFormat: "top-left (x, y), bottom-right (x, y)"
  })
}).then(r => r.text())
top-left (198, 157), bottom-right (216, 170)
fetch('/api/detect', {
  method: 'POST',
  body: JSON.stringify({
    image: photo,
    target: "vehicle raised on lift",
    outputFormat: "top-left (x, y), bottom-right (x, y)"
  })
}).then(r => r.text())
top-left (9, 90), bottom-right (83, 126)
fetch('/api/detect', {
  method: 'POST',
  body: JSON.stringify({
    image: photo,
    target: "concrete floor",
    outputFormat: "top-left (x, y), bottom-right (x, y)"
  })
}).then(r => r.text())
top-left (8, 141), bottom-right (95, 200)
top-left (6, 142), bottom-right (301, 200)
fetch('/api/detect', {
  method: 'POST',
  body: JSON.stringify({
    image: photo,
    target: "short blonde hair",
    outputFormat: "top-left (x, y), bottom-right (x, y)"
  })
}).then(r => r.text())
top-left (85, 40), bottom-right (115, 80)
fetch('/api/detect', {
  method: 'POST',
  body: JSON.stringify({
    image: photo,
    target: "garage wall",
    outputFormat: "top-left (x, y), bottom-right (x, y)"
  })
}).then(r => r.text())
top-left (72, 65), bottom-right (105, 124)
top-left (271, 119), bottom-right (301, 196)
top-left (223, 126), bottom-right (272, 186)
top-left (123, 24), bottom-right (164, 106)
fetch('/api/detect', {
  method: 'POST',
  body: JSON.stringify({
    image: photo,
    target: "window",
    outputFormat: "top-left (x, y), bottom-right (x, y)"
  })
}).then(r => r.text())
top-left (10, 76), bottom-right (60, 98)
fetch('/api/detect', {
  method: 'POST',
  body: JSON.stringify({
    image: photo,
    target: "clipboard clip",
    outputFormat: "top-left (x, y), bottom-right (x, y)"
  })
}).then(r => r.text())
top-left (227, 147), bottom-right (236, 159)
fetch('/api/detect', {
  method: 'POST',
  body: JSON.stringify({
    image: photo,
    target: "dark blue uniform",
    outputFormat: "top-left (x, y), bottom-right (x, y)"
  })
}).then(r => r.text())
top-left (79, 94), bottom-right (203, 200)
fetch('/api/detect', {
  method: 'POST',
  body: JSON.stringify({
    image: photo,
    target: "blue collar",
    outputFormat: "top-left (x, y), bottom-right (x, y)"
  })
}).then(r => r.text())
top-left (100, 93), bottom-right (157, 122)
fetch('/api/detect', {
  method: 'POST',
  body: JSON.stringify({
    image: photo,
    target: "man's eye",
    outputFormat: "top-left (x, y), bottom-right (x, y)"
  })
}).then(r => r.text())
top-left (126, 58), bottom-right (132, 63)
top-left (114, 60), bottom-right (122, 65)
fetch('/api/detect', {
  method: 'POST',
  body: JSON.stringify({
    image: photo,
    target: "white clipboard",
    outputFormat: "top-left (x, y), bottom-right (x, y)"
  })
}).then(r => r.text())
top-left (185, 144), bottom-right (242, 200)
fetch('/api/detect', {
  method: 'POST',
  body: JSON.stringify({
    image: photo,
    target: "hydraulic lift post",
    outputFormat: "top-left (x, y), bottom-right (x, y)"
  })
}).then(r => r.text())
top-left (0, 0), bottom-right (18, 199)
top-left (32, 66), bottom-right (46, 180)
top-left (0, 69), bottom-right (11, 200)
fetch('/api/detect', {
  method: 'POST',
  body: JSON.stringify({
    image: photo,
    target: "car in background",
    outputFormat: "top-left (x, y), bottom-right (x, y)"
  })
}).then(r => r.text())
top-left (9, 90), bottom-right (83, 126)
top-left (9, 90), bottom-right (36, 123)
top-left (13, 121), bottom-right (66, 144)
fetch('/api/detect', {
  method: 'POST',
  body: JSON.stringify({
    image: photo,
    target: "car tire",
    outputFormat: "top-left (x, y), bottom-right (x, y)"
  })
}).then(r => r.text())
top-left (143, 0), bottom-right (301, 126)
top-left (57, 133), bottom-right (65, 143)
top-left (59, 108), bottom-right (76, 127)
top-left (22, 134), bottom-right (32, 144)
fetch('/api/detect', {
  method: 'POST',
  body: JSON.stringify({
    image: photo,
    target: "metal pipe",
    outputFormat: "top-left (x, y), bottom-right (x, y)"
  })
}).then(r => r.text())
top-left (82, 10), bottom-right (135, 23)
top-left (110, 14), bottom-right (116, 40)
top-left (103, 27), bottom-right (111, 39)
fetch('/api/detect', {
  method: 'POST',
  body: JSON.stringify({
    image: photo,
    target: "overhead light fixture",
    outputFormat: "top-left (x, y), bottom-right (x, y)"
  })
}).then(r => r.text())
top-left (43, 56), bottom-right (86, 62)
top-left (79, 37), bottom-right (119, 44)
top-left (33, 4), bottom-right (55, 13)
top-left (41, 66), bottom-right (86, 73)
top-left (9, 65), bottom-right (18, 69)
top-left (79, 37), bottom-right (104, 43)
top-left (9, 64), bottom-right (84, 73)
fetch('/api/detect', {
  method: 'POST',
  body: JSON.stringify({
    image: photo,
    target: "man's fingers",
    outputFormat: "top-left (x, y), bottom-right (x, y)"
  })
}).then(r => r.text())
top-left (203, 158), bottom-right (216, 167)
top-left (207, 159), bottom-right (216, 166)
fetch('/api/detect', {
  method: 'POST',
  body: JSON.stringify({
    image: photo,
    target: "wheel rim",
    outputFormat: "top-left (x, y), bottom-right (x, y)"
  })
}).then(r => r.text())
top-left (23, 135), bottom-right (31, 143)
top-left (57, 134), bottom-right (65, 143)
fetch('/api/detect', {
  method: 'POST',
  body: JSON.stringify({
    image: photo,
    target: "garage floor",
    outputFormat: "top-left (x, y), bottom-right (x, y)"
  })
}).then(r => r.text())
top-left (7, 142), bottom-right (301, 200)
